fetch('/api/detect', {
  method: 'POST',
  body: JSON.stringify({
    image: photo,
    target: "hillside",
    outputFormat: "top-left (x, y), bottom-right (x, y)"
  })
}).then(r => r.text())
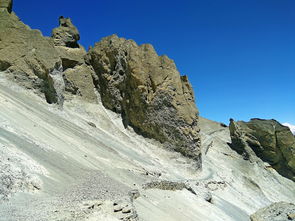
top-left (0, 74), bottom-right (294, 221)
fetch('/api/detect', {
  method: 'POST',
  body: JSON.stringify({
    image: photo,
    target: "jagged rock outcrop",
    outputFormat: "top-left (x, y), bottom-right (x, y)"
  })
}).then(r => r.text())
top-left (229, 118), bottom-right (295, 181)
top-left (0, 0), bottom-right (12, 13)
top-left (51, 17), bottom-right (97, 103)
top-left (0, 9), bottom-right (64, 104)
top-left (52, 16), bottom-right (80, 48)
top-left (86, 35), bottom-right (201, 165)
top-left (250, 202), bottom-right (295, 221)
top-left (0, 7), bottom-right (97, 104)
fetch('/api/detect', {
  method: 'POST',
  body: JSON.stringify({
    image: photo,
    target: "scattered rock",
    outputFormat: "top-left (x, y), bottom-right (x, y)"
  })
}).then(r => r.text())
top-left (250, 202), bottom-right (295, 221)
top-left (128, 189), bottom-right (140, 202)
top-left (87, 121), bottom-right (97, 128)
top-left (205, 181), bottom-right (227, 191)
top-left (229, 118), bottom-right (295, 181)
top-left (143, 180), bottom-right (197, 196)
top-left (86, 35), bottom-right (201, 165)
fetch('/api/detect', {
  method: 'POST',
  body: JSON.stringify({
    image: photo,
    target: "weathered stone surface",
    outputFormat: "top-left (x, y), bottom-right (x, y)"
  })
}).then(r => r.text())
top-left (52, 18), bottom-right (97, 103)
top-left (54, 46), bottom-right (86, 69)
top-left (0, 0), bottom-right (13, 13)
top-left (63, 64), bottom-right (97, 102)
top-left (86, 35), bottom-right (201, 165)
top-left (250, 202), bottom-right (295, 221)
top-left (52, 16), bottom-right (80, 48)
top-left (0, 10), bottom-right (63, 104)
top-left (229, 118), bottom-right (295, 181)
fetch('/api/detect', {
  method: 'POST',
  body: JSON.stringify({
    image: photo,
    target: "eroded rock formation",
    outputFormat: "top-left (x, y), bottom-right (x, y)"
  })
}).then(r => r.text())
top-left (51, 17), bottom-right (97, 103)
top-left (0, 0), bottom-right (12, 13)
top-left (52, 16), bottom-right (80, 48)
top-left (229, 118), bottom-right (295, 181)
top-left (0, 8), bottom-right (63, 104)
top-left (0, 3), bottom-right (201, 165)
top-left (86, 35), bottom-right (201, 165)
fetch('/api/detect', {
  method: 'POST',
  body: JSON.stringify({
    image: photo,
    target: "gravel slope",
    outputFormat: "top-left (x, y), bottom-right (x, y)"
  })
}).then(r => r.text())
top-left (0, 73), bottom-right (294, 221)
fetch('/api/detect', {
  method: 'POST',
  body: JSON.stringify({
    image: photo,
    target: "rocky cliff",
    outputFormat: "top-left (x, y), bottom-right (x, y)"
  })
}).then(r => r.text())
top-left (0, 1), bottom-right (201, 165)
top-left (0, 4), bottom-right (63, 104)
top-left (86, 35), bottom-right (201, 164)
top-left (229, 118), bottom-right (295, 181)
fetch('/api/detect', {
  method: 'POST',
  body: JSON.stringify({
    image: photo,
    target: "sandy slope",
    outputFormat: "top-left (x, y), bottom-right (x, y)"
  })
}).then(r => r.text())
top-left (0, 72), bottom-right (294, 221)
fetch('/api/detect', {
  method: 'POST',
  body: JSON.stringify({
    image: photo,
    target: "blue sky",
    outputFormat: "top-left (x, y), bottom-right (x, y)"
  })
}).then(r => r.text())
top-left (14, 0), bottom-right (295, 124)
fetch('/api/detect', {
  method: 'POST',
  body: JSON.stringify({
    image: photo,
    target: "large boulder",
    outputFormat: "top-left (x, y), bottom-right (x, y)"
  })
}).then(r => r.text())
top-left (0, 9), bottom-right (64, 104)
top-left (52, 16), bottom-right (80, 48)
top-left (229, 118), bottom-right (295, 181)
top-left (86, 35), bottom-right (201, 166)
top-left (250, 202), bottom-right (295, 221)
top-left (0, 0), bottom-right (12, 13)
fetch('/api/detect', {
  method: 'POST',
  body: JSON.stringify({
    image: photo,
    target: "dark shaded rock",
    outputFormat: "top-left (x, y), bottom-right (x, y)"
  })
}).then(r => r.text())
top-left (86, 35), bottom-right (201, 166)
top-left (0, 0), bottom-right (13, 13)
top-left (52, 16), bottom-right (80, 48)
top-left (229, 118), bottom-right (295, 181)
top-left (250, 202), bottom-right (295, 221)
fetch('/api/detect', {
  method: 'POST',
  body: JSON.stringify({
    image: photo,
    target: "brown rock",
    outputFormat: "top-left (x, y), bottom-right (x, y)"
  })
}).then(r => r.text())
top-left (52, 16), bottom-right (80, 48)
top-left (229, 118), bottom-right (295, 181)
top-left (0, 10), bottom-right (63, 104)
top-left (0, 0), bottom-right (13, 13)
top-left (86, 35), bottom-right (201, 165)
top-left (63, 64), bottom-right (97, 102)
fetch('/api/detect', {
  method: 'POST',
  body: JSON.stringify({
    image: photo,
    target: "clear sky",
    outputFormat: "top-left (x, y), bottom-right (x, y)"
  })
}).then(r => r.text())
top-left (14, 0), bottom-right (295, 125)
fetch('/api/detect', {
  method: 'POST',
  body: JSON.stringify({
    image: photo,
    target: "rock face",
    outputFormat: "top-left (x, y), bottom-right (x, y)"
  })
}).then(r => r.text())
top-left (0, 8), bottom-right (97, 104)
top-left (52, 16), bottom-right (80, 48)
top-left (1, 3), bottom-right (200, 163)
top-left (250, 202), bottom-right (295, 221)
top-left (229, 118), bottom-right (295, 181)
top-left (0, 0), bottom-right (12, 13)
top-left (0, 9), bottom-right (63, 104)
top-left (51, 17), bottom-right (97, 103)
top-left (86, 35), bottom-right (201, 165)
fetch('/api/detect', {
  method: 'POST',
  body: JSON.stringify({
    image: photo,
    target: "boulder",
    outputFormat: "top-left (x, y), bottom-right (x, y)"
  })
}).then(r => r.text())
top-left (0, 10), bottom-right (63, 104)
top-left (250, 202), bottom-right (295, 221)
top-left (229, 118), bottom-right (295, 181)
top-left (52, 16), bottom-right (80, 48)
top-left (86, 35), bottom-right (201, 165)
top-left (0, 0), bottom-right (12, 13)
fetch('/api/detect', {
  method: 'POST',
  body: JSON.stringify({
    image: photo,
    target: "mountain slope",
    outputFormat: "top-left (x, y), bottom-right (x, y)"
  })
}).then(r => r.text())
top-left (0, 73), bottom-right (294, 221)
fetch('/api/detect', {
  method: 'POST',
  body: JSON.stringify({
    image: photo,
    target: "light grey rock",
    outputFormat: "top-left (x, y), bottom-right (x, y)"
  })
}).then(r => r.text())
top-left (250, 202), bottom-right (295, 221)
